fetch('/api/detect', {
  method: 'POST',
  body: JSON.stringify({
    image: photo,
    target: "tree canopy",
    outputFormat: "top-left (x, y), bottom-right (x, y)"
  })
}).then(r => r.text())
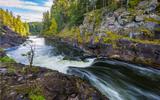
top-left (0, 9), bottom-right (30, 36)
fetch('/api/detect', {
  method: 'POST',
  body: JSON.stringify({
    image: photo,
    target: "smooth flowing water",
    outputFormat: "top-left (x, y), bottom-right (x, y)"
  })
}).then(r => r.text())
top-left (6, 36), bottom-right (160, 100)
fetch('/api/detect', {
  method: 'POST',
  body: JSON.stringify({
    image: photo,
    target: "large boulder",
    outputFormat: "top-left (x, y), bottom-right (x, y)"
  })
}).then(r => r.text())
top-left (118, 12), bottom-right (134, 26)
top-left (145, 0), bottom-right (158, 13)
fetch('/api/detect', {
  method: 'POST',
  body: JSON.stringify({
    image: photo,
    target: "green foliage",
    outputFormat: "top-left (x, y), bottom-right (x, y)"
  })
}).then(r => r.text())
top-left (0, 56), bottom-right (15, 63)
top-left (42, 11), bottom-right (58, 36)
top-left (41, 0), bottom-right (160, 47)
top-left (41, 0), bottom-right (129, 37)
top-left (29, 22), bottom-right (42, 35)
top-left (42, 0), bottom-right (123, 34)
top-left (16, 83), bottom-right (45, 100)
top-left (29, 86), bottom-right (45, 100)
top-left (0, 9), bottom-right (30, 36)
top-left (128, 0), bottom-right (141, 8)
top-left (86, 10), bottom-right (102, 27)
top-left (48, 18), bottom-right (58, 34)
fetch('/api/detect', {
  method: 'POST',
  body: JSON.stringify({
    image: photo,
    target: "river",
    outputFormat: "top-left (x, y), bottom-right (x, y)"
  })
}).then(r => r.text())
top-left (6, 36), bottom-right (160, 100)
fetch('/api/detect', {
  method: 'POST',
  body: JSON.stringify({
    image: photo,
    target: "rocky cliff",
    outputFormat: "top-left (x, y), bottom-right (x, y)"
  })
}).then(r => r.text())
top-left (77, 0), bottom-right (160, 67)
top-left (81, 0), bottom-right (159, 39)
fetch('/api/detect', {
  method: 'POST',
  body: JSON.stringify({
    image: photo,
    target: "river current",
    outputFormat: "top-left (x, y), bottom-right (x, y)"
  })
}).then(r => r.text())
top-left (6, 36), bottom-right (160, 100)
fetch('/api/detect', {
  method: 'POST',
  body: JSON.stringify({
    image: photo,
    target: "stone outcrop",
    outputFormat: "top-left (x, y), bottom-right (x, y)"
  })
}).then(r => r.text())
top-left (76, 0), bottom-right (160, 67)
top-left (0, 26), bottom-right (26, 48)
top-left (81, 0), bottom-right (160, 39)
top-left (0, 62), bottom-right (107, 100)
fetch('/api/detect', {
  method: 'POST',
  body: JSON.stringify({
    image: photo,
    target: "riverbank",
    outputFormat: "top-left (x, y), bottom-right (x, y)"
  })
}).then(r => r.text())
top-left (0, 34), bottom-right (107, 100)
top-left (0, 60), bottom-right (107, 100)
top-left (41, 0), bottom-right (160, 68)
top-left (45, 36), bottom-right (160, 69)
top-left (0, 26), bottom-right (26, 48)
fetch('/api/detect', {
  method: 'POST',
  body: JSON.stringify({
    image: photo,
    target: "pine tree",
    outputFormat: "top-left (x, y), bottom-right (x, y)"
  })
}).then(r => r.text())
top-left (0, 9), bottom-right (30, 36)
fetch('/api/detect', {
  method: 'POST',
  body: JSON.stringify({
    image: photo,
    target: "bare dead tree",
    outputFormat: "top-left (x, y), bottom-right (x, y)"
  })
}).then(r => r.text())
top-left (21, 40), bottom-right (36, 85)
top-left (22, 40), bottom-right (35, 68)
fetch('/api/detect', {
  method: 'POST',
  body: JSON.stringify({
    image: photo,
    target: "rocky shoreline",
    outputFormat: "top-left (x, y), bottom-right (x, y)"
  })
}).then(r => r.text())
top-left (45, 36), bottom-right (160, 69)
top-left (44, 0), bottom-right (160, 68)
top-left (0, 26), bottom-right (26, 48)
top-left (0, 61), bottom-right (107, 100)
top-left (0, 27), bottom-right (107, 100)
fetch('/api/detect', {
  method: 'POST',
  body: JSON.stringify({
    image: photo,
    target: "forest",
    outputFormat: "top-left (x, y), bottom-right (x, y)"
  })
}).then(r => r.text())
top-left (37, 0), bottom-right (160, 45)
top-left (41, 0), bottom-right (142, 34)
top-left (0, 9), bottom-right (30, 36)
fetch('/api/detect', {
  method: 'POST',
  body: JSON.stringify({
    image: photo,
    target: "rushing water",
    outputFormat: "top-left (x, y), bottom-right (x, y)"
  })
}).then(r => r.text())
top-left (6, 36), bottom-right (160, 100)
top-left (6, 36), bottom-right (94, 73)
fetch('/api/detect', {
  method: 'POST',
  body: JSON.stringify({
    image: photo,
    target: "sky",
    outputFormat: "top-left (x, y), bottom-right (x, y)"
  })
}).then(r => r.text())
top-left (0, 0), bottom-right (53, 22)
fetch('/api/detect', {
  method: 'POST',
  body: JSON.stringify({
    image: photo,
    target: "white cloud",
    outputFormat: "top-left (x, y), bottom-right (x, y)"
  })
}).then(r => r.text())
top-left (14, 12), bottom-right (43, 22)
top-left (0, 0), bottom-right (53, 22)
top-left (45, 0), bottom-right (53, 7)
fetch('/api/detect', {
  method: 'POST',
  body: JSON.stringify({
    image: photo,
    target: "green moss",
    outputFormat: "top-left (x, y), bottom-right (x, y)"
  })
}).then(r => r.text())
top-left (29, 94), bottom-right (45, 100)
top-left (8, 66), bottom-right (16, 74)
top-left (125, 37), bottom-right (160, 45)
top-left (103, 31), bottom-right (122, 48)
top-left (0, 56), bottom-right (15, 63)
top-left (86, 10), bottom-right (102, 27)
top-left (0, 47), bottom-right (4, 52)
top-left (16, 84), bottom-right (45, 100)
top-left (28, 85), bottom-right (45, 100)
top-left (138, 28), bottom-right (154, 38)
top-left (128, 0), bottom-right (141, 8)
top-left (28, 67), bottom-right (40, 73)
top-left (144, 17), bottom-right (160, 24)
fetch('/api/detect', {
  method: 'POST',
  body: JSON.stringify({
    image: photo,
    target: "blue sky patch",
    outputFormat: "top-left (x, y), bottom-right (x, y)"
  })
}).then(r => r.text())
top-left (0, 0), bottom-right (53, 22)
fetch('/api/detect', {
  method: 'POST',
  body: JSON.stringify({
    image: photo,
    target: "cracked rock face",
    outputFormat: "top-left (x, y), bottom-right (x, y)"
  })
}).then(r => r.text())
top-left (80, 0), bottom-right (160, 40)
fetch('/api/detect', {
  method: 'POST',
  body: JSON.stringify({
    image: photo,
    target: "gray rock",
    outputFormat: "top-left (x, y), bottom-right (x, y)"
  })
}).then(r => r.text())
top-left (144, 22), bottom-right (157, 30)
top-left (135, 15), bottom-right (144, 22)
top-left (138, 1), bottom-right (149, 8)
top-left (149, 14), bottom-right (160, 21)
top-left (0, 68), bottom-right (7, 74)
top-left (145, 0), bottom-right (158, 13)
top-left (154, 24), bottom-right (160, 39)
top-left (17, 76), bottom-right (24, 82)
top-left (125, 22), bottom-right (139, 28)
top-left (118, 12), bottom-right (134, 26)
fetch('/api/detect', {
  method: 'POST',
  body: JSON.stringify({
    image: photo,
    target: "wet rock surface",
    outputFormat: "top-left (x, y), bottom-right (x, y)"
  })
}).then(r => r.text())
top-left (0, 62), bottom-right (107, 100)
